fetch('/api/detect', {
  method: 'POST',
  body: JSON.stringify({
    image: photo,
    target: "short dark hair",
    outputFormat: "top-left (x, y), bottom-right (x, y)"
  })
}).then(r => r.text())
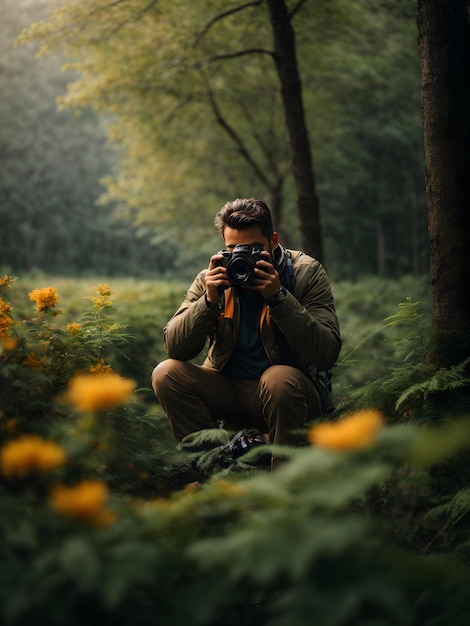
top-left (214, 198), bottom-right (274, 240)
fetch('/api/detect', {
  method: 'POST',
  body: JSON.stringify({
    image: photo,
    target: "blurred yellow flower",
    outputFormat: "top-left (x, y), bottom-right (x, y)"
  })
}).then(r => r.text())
top-left (89, 283), bottom-right (113, 309)
top-left (0, 435), bottom-right (66, 477)
top-left (88, 358), bottom-right (113, 375)
top-left (95, 284), bottom-right (112, 297)
top-left (66, 372), bottom-right (136, 411)
top-left (0, 275), bottom-right (13, 288)
top-left (29, 286), bottom-right (59, 313)
top-left (51, 480), bottom-right (115, 527)
top-left (0, 297), bottom-right (13, 338)
top-left (308, 409), bottom-right (384, 451)
top-left (66, 322), bottom-right (81, 336)
top-left (1, 336), bottom-right (18, 352)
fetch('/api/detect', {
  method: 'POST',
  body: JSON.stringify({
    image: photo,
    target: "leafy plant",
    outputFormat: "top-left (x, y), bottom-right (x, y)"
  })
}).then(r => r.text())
top-left (2, 275), bottom-right (470, 625)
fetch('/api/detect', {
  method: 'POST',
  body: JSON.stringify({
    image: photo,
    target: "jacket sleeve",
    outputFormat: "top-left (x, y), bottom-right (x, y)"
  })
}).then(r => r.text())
top-left (163, 270), bottom-right (221, 361)
top-left (269, 258), bottom-right (341, 371)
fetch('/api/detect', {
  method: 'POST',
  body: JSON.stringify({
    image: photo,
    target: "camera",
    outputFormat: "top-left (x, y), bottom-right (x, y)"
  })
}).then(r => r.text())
top-left (217, 429), bottom-right (270, 468)
top-left (217, 244), bottom-right (264, 285)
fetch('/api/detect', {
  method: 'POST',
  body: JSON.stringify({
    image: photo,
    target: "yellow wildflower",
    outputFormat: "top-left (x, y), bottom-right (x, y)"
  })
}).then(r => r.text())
top-left (51, 480), bottom-right (115, 527)
top-left (0, 435), bottom-right (66, 477)
top-left (88, 358), bottom-right (113, 375)
top-left (95, 284), bottom-right (112, 297)
top-left (29, 286), bottom-right (59, 313)
top-left (66, 372), bottom-right (136, 412)
top-left (1, 336), bottom-right (18, 352)
top-left (308, 409), bottom-right (384, 451)
top-left (0, 275), bottom-right (13, 288)
top-left (89, 283), bottom-right (113, 309)
top-left (0, 297), bottom-right (13, 338)
top-left (66, 322), bottom-right (81, 336)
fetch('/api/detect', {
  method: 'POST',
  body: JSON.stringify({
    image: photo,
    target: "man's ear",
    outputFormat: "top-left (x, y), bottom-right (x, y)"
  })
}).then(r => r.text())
top-left (271, 232), bottom-right (279, 249)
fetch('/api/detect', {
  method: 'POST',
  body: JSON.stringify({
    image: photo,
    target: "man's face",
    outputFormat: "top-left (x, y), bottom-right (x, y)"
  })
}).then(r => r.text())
top-left (223, 225), bottom-right (278, 254)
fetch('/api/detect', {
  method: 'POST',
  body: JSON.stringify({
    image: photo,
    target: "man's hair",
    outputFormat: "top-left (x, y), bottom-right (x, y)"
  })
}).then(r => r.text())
top-left (214, 198), bottom-right (274, 240)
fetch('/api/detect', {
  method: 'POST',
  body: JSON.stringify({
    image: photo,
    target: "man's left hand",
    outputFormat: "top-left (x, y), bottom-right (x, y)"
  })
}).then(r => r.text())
top-left (243, 251), bottom-right (281, 300)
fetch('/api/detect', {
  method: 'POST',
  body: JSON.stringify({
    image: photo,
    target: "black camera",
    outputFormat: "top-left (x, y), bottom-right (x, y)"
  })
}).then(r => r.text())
top-left (217, 429), bottom-right (270, 468)
top-left (218, 244), bottom-right (264, 286)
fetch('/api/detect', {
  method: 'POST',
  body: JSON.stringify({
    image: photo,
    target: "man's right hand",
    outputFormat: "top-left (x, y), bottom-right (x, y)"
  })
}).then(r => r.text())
top-left (205, 254), bottom-right (230, 304)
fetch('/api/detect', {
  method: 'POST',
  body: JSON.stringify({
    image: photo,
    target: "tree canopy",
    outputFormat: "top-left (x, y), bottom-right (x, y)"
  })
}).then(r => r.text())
top-left (10, 0), bottom-right (427, 278)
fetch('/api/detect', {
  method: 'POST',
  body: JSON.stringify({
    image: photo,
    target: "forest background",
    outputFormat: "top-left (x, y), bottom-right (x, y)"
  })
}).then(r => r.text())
top-left (1, 0), bottom-right (427, 281)
top-left (1, 1), bottom-right (470, 625)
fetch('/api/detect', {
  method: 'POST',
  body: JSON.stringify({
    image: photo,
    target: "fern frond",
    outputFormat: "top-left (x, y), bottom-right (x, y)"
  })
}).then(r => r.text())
top-left (384, 298), bottom-right (422, 328)
top-left (447, 488), bottom-right (470, 522)
top-left (395, 358), bottom-right (470, 412)
top-left (178, 428), bottom-right (231, 452)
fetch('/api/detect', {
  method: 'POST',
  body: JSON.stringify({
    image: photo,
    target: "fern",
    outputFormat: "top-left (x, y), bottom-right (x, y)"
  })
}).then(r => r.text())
top-left (383, 297), bottom-right (428, 362)
top-left (396, 358), bottom-right (470, 412)
top-left (446, 488), bottom-right (470, 522)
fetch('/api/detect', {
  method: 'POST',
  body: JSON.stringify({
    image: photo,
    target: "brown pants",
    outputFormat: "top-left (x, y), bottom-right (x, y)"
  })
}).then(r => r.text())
top-left (151, 360), bottom-right (322, 446)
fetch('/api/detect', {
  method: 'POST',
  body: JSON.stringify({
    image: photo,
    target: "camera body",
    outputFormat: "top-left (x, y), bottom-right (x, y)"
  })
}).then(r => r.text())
top-left (218, 243), bottom-right (264, 286)
top-left (217, 429), bottom-right (270, 468)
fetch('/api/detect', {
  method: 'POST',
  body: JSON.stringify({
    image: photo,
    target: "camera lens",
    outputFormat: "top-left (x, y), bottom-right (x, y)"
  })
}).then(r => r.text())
top-left (227, 258), bottom-right (254, 285)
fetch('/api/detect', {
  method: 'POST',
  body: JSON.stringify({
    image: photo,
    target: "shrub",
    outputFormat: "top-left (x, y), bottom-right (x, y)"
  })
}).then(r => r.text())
top-left (1, 274), bottom-right (470, 625)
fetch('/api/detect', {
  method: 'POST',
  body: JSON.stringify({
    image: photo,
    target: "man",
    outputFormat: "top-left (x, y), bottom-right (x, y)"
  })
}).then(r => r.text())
top-left (152, 197), bottom-right (341, 447)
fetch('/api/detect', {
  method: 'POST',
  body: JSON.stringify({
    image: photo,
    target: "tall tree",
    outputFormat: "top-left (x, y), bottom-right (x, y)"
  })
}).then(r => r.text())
top-left (417, 0), bottom-right (470, 366)
top-left (266, 0), bottom-right (323, 261)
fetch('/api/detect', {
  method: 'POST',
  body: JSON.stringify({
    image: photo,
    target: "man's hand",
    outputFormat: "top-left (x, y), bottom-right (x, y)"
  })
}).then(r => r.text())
top-left (244, 250), bottom-right (281, 301)
top-left (205, 253), bottom-right (230, 304)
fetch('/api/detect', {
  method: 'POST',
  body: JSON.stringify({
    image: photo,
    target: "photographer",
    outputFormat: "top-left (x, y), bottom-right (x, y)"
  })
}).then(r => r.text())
top-left (152, 198), bottom-right (341, 448)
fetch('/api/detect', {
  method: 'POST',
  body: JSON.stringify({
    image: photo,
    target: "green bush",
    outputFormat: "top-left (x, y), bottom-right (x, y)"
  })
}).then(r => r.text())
top-left (1, 273), bottom-right (470, 626)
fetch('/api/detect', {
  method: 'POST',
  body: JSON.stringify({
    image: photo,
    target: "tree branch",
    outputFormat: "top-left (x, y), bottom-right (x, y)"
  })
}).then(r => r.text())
top-left (201, 72), bottom-right (271, 189)
top-left (289, 0), bottom-right (309, 20)
top-left (194, 1), bottom-right (263, 47)
top-left (209, 48), bottom-right (274, 63)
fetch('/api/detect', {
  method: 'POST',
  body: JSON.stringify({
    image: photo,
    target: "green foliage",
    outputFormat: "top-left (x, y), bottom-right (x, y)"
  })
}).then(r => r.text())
top-left (2, 274), bottom-right (470, 625)
top-left (338, 293), bottom-right (470, 423)
top-left (14, 0), bottom-right (426, 277)
top-left (0, 0), bottom-right (178, 277)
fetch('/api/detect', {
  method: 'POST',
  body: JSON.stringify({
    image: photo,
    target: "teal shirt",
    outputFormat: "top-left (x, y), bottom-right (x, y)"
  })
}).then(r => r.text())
top-left (221, 289), bottom-right (271, 380)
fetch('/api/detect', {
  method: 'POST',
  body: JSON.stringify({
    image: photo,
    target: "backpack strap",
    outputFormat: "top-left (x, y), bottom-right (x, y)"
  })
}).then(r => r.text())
top-left (283, 253), bottom-right (295, 294)
top-left (281, 250), bottom-right (335, 415)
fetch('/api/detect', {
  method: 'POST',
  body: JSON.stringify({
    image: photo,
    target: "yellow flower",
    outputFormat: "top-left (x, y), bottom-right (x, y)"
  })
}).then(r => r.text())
top-left (51, 480), bottom-right (115, 527)
top-left (0, 435), bottom-right (66, 477)
top-left (308, 409), bottom-right (384, 451)
top-left (89, 284), bottom-right (113, 309)
top-left (88, 358), bottom-right (113, 375)
top-left (0, 297), bottom-right (13, 338)
top-left (66, 372), bottom-right (136, 411)
top-left (66, 322), bottom-right (81, 336)
top-left (1, 336), bottom-right (18, 352)
top-left (0, 275), bottom-right (13, 289)
top-left (95, 284), bottom-right (112, 297)
top-left (29, 286), bottom-right (59, 313)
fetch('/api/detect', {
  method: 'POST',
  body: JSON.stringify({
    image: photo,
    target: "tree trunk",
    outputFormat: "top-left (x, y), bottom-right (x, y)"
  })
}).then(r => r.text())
top-left (417, 0), bottom-right (470, 366)
top-left (375, 220), bottom-right (386, 275)
top-left (266, 0), bottom-right (324, 264)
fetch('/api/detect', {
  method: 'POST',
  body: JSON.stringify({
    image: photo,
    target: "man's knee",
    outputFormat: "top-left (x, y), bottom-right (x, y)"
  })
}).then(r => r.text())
top-left (259, 365), bottom-right (322, 419)
top-left (259, 365), bottom-right (302, 399)
top-left (151, 358), bottom-right (183, 395)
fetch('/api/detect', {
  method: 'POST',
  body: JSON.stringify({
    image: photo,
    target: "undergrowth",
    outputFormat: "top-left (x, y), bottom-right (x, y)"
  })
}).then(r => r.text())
top-left (1, 273), bottom-right (470, 625)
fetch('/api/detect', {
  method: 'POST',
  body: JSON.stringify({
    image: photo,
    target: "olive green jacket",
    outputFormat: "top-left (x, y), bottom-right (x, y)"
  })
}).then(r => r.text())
top-left (163, 249), bottom-right (341, 379)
